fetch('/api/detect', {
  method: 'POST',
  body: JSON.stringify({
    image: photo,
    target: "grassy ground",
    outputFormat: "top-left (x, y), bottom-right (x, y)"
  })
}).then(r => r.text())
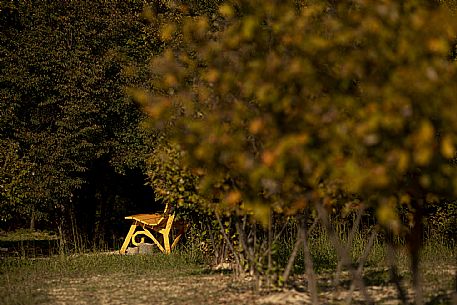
top-left (0, 229), bottom-right (58, 241)
top-left (0, 253), bottom-right (260, 305)
top-left (0, 229), bottom-right (59, 257)
top-left (0, 232), bottom-right (456, 305)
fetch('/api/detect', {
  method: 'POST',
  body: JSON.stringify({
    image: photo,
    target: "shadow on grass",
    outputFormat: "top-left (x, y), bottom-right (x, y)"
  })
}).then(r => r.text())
top-left (362, 268), bottom-right (391, 286)
top-left (307, 267), bottom-right (392, 293)
top-left (190, 267), bottom-right (233, 276)
top-left (425, 292), bottom-right (452, 305)
top-left (313, 259), bottom-right (337, 273)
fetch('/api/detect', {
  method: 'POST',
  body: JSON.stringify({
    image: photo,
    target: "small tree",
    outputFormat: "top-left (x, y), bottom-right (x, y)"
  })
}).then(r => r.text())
top-left (136, 0), bottom-right (457, 301)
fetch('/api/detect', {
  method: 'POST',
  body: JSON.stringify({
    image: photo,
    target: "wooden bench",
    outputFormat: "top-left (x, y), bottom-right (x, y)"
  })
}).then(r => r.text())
top-left (119, 202), bottom-right (187, 254)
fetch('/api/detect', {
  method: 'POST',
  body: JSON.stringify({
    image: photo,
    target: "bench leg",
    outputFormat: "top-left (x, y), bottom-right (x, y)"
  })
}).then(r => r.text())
top-left (163, 232), bottom-right (171, 254)
top-left (163, 214), bottom-right (176, 254)
top-left (120, 224), bottom-right (137, 254)
top-left (171, 233), bottom-right (183, 251)
top-left (171, 224), bottom-right (188, 251)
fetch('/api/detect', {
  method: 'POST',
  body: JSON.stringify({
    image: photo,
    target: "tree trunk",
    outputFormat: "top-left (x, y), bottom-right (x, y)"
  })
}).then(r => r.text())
top-left (29, 207), bottom-right (35, 231)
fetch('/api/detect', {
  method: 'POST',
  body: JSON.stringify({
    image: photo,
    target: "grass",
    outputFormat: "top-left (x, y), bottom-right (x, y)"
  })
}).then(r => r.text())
top-left (269, 222), bottom-right (456, 302)
top-left (0, 229), bottom-right (60, 257)
top-left (0, 253), bottom-right (204, 305)
top-left (0, 228), bottom-right (455, 305)
top-left (0, 251), bottom-right (264, 305)
top-left (0, 229), bottom-right (58, 241)
top-left (283, 226), bottom-right (457, 304)
top-left (299, 226), bottom-right (456, 272)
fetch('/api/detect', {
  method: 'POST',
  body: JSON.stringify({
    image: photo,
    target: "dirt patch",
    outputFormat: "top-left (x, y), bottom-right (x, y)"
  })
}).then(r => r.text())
top-left (3, 252), bottom-right (455, 305)
top-left (43, 268), bottom-right (457, 305)
top-left (46, 273), bottom-right (260, 305)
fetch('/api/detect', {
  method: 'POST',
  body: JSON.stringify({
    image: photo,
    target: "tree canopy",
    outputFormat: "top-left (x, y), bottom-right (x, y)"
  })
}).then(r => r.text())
top-left (139, 0), bottom-right (457, 222)
top-left (0, 0), bottom-right (159, 230)
top-left (133, 1), bottom-right (457, 299)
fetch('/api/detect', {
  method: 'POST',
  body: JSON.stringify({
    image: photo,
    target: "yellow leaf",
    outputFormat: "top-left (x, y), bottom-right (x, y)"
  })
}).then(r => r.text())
top-left (427, 38), bottom-right (448, 54)
top-left (377, 197), bottom-right (400, 234)
top-left (219, 4), bottom-right (234, 18)
top-left (413, 120), bottom-right (434, 166)
top-left (342, 161), bottom-right (365, 193)
top-left (417, 120), bottom-right (434, 143)
top-left (262, 150), bottom-right (276, 167)
top-left (225, 190), bottom-right (241, 206)
top-left (205, 69), bottom-right (219, 83)
top-left (256, 84), bottom-right (273, 102)
top-left (253, 204), bottom-right (271, 228)
top-left (242, 16), bottom-right (257, 40)
top-left (141, 5), bottom-right (156, 23)
top-left (249, 118), bottom-right (264, 134)
top-left (414, 148), bottom-right (433, 166)
top-left (419, 174), bottom-right (431, 188)
top-left (397, 150), bottom-right (409, 173)
top-left (164, 73), bottom-right (178, 88)
top-left (143, 97), bottom-right (171, 119)
top-left (399, 194), bottom-right (410, 206)
top-left (126, 88), bottom-right (150, 106)
top-left (161, 23), bottom-right (176, 41)
top-left (441, 135), bottom-right (455, 159)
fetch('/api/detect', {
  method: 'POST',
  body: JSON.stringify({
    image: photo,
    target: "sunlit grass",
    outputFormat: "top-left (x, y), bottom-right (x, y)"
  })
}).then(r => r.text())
top-left (0, 229), bottom-right (58, 241)
top-left (0, 228), bottom-right (455, 305)
top-left (0, 252), bottom-right (202, 305)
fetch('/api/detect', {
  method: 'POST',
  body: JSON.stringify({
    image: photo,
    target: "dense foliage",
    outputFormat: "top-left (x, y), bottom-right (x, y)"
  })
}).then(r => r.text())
top-left (142, 0), bottom-right (457, 223)
top-left (135, 0), bottom-right (457, 300)
top-left (0, 0), bottom-right (160, 236)
top-left (2, 0), bottom-right (457, 301)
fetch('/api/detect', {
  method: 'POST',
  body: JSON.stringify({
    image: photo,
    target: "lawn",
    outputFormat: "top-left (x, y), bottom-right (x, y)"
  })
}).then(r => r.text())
top-left (0, 253), bottom-right (260, 305)
top-left (1, 238), bottom-right (456, 305)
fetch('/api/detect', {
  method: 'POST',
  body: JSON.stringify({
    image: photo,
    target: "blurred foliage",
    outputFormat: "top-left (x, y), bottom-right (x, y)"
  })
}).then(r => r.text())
top-left (145, 140), bottom-right (207, 214)
top-left (136, 0), bottom-right (457, 234)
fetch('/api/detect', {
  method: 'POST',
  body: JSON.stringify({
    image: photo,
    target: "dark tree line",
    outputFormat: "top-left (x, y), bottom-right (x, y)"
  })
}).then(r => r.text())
top-left (0, 0), bottom-right (164, 246)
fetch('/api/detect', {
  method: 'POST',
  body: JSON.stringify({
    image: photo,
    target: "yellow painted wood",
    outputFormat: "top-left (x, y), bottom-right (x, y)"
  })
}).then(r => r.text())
top-left (120, 202), bottom-right (187, 255)
top-left (132, 229), bottom-right (165, 253)
top-left (163, 214), bottom-right (174, 254)
top-left (171, 230), bottom-right (185, 250)
top-left (119, 224), bottom-right (137, 254)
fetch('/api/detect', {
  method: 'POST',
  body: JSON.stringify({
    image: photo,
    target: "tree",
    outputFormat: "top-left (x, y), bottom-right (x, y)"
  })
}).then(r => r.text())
top-left (136, 0), bottom-right (457, 300)
top-left (0, 1), bottom-right (160, 236)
